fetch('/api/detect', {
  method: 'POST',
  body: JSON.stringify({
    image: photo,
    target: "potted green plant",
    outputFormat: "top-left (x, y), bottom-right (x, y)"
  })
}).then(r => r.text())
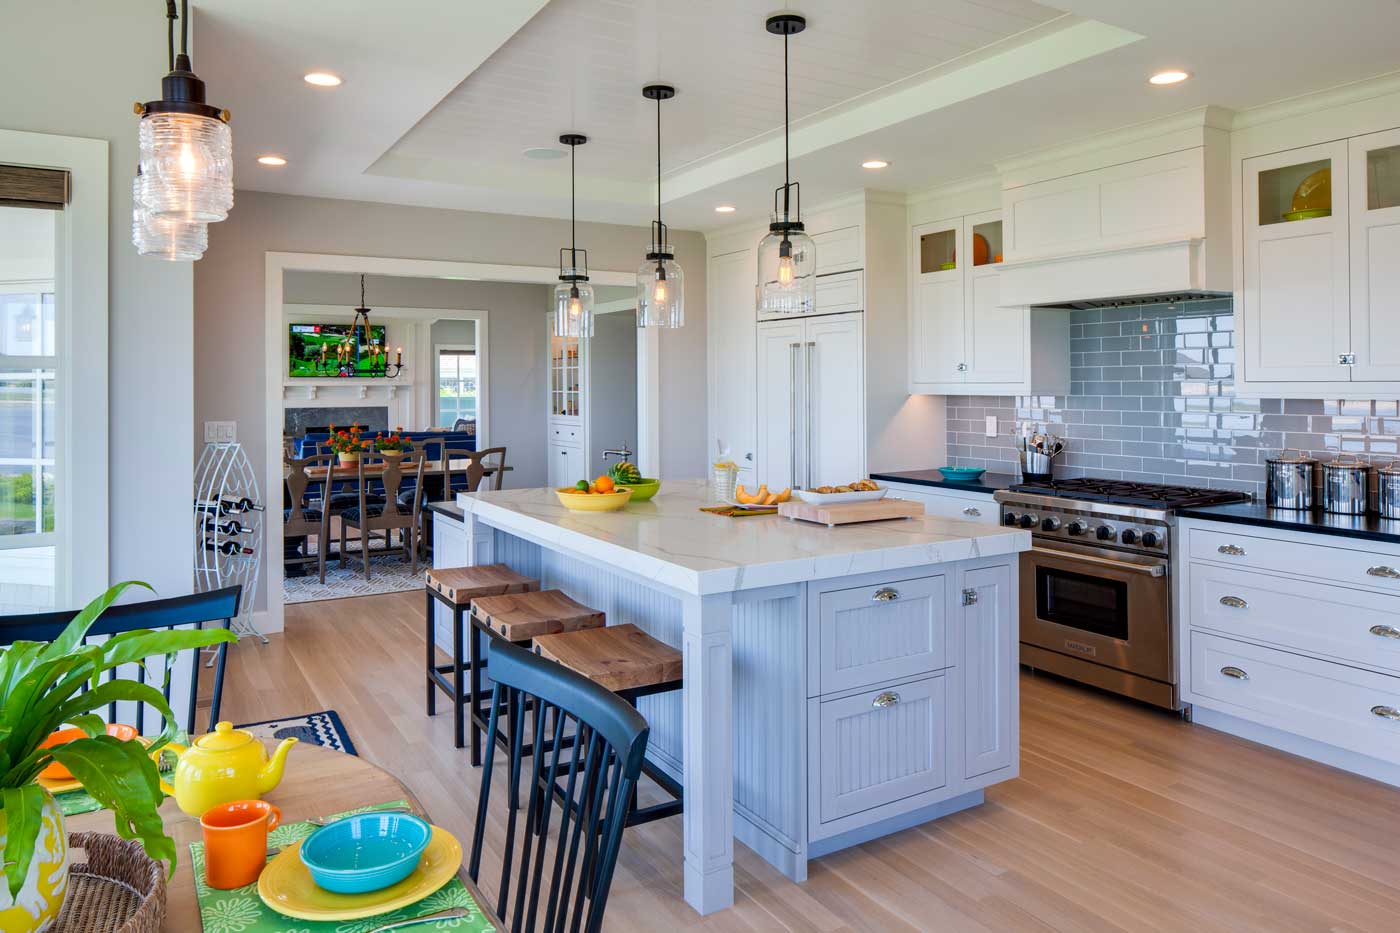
top-left (0, 582), bottom-right (238, 931)
top-left (326, 422), bottom-right (371, 466)
top-left (374, 428), bottom-right (413, 459)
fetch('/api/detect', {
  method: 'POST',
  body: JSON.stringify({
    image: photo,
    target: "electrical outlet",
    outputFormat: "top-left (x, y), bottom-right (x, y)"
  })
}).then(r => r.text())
top-left (204, 421), bottom-right (237, 443)
top-left (984, 415), bottom-right (998, 437)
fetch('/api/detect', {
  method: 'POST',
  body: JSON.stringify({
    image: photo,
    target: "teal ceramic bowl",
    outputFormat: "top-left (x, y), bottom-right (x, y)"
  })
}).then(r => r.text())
top-left (299, 812), bottom-right (431, 894)
top-left (938, 466), bottom-right (986, 482)
top-left (617, 478), bottom-right (660, 501)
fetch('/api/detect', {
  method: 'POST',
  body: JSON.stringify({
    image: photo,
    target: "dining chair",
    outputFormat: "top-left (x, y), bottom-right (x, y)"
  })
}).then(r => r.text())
top-left (469, 636), bottom-right (647, 933)
top-left (340, 452), bottom-right (427, 580)
top-left (0, 586), bottom-right (242, 735)
top-left (283, 453), bottom-right (337, 583)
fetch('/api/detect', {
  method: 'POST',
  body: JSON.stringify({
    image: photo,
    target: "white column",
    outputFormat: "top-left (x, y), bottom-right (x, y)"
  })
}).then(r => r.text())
top-left (681, 591), bottom-right (735, 914)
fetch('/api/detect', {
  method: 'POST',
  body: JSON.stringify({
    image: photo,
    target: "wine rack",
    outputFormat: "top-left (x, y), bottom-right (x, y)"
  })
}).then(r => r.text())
top-left (193, 442), bottom-right (266, 643)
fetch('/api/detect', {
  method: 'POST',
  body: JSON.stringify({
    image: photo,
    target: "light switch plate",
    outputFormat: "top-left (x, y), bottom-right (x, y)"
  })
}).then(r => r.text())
top-left (204, 421), bottom-right (237, 443)
top-left (984, 415), bottom-right (998, 437)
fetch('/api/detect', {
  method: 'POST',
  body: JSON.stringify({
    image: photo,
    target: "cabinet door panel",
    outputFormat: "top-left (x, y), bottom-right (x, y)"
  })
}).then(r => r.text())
top-left (912, 277), bottom-right (964, 385)
top-left (961, 564), bottom-right (1014, 778)
top-left (755, 320), bottom-right (804, 491)
top-left (707, 248), bottom-right (758, 470)
top-left (806, 314), bottom-right (865, 489)
top-left (817, 574), bottom-right (948, 695)
top-left (1350, 129), bottom-right (1400, 381)
top-left (1242, 142), bottom-right (1351, 383)
top-left (966, 271), bottom-right (1024, 385)
top-left (547, 441), bottom-right (582, 489)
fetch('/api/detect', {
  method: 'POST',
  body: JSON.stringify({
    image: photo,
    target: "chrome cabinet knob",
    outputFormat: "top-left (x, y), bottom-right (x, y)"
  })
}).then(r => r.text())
top-left (1220, 666), bottom-right (1249, 680)
top-left (872, 691), bottom-right (900, 709)
top-left (963, 506), bottom-right (981, 517)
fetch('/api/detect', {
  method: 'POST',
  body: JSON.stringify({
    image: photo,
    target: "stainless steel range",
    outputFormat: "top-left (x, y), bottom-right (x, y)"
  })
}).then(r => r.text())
top-left (993, 478), bottom-right (1250, 710)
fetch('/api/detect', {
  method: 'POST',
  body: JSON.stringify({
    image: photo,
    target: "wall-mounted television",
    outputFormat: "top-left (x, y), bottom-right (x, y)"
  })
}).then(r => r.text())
top-left (288, 322), bottom-right (388, 377)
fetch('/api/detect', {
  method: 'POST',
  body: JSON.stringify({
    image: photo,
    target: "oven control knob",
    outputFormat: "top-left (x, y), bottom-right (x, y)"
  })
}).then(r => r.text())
top-left (1040, 516), bottom-right (1061, 532)
top-left (1003, 512), bottom-right (1018, 527)
top-left (1096, 525), bottom-right (1116, 541)
top-left (1067, 521), bottom-right (1087, 536)
top-left (1120, 529), bottom-right (1139, 545)
top-left (1141, 531), bottom-right (1161, 548)
top-left (1019, 513), bottom-right (1037, 529)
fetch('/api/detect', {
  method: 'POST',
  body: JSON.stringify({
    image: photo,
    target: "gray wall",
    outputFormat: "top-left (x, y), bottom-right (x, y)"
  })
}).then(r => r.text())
top-left (587, 310), bottom-right (639, 477)
top-left (946, 298), bottom-right (1399, 498)
top-left (194, 190), bottom-right (707, 611)
top-left (2, 1), bottom-right (195, 604)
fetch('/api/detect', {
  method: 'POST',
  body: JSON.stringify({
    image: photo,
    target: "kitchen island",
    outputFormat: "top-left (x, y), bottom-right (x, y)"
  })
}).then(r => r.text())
top-left (431, 481), bottom-right (1031, 915)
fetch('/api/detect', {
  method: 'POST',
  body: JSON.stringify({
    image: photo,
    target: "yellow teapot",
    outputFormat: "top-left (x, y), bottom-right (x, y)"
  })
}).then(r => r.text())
top-left (159, 721), bottom-right (297, 816)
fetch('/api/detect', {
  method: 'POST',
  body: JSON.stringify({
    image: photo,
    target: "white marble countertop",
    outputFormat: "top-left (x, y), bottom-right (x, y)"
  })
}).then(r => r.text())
top-left (454, 480), bottom-right (1030, 596)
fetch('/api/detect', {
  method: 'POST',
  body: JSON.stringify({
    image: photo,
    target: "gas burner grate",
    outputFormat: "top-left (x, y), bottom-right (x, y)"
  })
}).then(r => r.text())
top-left (1008, 477), bottom-right (1250, 510)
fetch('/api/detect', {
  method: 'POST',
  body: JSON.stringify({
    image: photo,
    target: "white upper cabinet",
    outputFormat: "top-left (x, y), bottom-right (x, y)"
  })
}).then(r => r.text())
top-left (811, 225), bottom-right (863, 275)
top-left (1239, 127), bottom-right (1400, 396)
top-left (909, 210), bottom-right (1068, 395)
top-left (1350, 128), bottom-right (1400, 382)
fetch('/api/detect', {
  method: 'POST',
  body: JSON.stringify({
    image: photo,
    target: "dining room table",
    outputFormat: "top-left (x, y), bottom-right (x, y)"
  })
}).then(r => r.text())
top-left (67, 742), bottom-right (500, 932)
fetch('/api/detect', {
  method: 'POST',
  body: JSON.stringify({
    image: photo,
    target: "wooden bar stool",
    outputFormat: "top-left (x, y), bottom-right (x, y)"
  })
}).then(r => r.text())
top-left (468, 590), bottom-right (604, 766)
top-left (532, 624), bottom-right (684, 825)
top-left (424, 564), bottom-right (538, 750)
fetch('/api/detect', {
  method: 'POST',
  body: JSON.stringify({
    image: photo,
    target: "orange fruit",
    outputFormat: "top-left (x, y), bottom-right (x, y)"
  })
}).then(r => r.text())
top-left (595, 476), bottom-right (615, 494)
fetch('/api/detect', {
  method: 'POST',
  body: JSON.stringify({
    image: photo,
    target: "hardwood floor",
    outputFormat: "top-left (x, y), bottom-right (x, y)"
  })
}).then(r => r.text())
top-left (218, 590), bottom-right (1400, 931)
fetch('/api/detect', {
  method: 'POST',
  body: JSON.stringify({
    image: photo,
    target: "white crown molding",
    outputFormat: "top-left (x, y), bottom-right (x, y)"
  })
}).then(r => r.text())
top-left (1231, 69), bottom-right (1400, 130)
top-left (994, 105), bottom-right (1235, 179)
top-left (906, 173), bottom-right (1000, 207)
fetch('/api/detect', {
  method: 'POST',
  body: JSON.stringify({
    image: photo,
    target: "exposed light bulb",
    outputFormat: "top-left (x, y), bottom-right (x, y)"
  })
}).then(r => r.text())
top-left (178, 142), bottom-right (198, 177)
top-left (569, 295), bottom-right (582, 319)
top-left (776, 254), bottom-right (795, 286)
top-left (653, 279), bottom-right (668, 303)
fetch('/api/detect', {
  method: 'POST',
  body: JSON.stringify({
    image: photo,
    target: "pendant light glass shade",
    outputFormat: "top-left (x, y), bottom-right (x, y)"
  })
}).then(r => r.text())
top-left (137, 112), bottom-right (232, 223)
top-left (553, 276), bottom-right (594, 338)
top-left (757, 224), bottom-right (816, 315)
top-left (637, 85), bottom-right (683, 328)
top-left (132, 175), bottom-right (208, 261)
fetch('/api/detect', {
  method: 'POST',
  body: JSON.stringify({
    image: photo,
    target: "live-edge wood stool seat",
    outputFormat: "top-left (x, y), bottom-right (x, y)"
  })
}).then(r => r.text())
top-left (424, 563), bottom-right (538, 752)
top-left (467, 589), bottom-right (605, 766)
top-left (532, 623), bottom-right (685, 826)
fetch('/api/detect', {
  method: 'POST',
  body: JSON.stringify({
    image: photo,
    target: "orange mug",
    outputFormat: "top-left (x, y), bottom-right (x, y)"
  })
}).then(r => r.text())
top-left (200, 799), bottom-right (282, 889)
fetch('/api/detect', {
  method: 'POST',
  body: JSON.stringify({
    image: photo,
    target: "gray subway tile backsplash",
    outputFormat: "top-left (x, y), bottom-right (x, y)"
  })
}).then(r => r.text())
top-left (946, 298), bottom-right (1400, 499)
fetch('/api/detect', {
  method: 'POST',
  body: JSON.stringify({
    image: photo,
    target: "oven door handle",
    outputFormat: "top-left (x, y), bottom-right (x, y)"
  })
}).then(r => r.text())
top-left (1029, 546), bottom-right (1167, 577)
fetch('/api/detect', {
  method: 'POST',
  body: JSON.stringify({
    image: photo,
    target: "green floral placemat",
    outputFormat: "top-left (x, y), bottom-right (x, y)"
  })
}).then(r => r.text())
top-left (190, 800), bottom-right (495, 932)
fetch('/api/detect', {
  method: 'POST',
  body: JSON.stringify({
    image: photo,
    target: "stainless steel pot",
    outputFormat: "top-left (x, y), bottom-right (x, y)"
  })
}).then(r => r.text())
top-left (1322, 454), bottom-right (1371, 515)
top-left (1378, 460), bottom-right (1400, 519)
top-left (1265, 448), bottom-right (1316, 510)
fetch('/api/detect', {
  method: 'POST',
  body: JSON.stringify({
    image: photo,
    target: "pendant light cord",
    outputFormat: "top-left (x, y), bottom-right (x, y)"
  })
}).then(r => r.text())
top-left (165, 1), bottom-right (177, 71)
top-left (570, 140), bottom-right (577, 265)
top-left (180, 0), bottom-right (189, 58)
top-left (782, 30), bottom-right (790, 220)
top-left (656, 95), bottom-right (663, 237)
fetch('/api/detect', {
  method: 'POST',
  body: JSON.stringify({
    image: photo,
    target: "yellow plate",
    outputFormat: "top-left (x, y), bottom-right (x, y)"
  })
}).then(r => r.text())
top-left (258, 825), bottom-right (463, 922)
top-left (554, 487), bottom-right (632, 512)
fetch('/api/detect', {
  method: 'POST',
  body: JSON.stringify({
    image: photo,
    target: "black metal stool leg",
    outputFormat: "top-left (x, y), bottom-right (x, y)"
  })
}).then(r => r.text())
top-left (425, 588), bottom-right (436, 717)
top-left (469, 610), bottom-right (484, 768)
top-left (452, 604), bottom-right (465, 749)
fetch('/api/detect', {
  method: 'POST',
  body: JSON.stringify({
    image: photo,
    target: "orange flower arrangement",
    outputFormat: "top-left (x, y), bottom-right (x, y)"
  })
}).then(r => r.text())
top-left (375, 426), bottom-right (413, 454)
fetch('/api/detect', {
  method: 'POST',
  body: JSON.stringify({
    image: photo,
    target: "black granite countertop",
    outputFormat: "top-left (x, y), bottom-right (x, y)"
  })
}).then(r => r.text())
top-left (1176, 501), bottom-right (1400, 546)
top-left (869, 470), bottom-right (1017, 496)
top-left (425, 499), bottom-right (464, 521)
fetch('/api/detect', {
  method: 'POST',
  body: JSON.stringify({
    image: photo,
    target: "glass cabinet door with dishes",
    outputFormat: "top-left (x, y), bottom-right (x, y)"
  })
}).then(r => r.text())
top-left (1349, 127), bottom-right (1400, 381)
top-left (548, 328), bottom-right (583, 421)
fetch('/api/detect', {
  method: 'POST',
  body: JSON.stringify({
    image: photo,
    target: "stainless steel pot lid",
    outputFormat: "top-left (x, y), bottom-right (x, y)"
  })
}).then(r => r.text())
top-left (1323, 452), bottom-right (1370, 470)
top-left (1266, 448), bottom-right (1316, 464)
top-left (1378, 458), bottom-right (1400, 475)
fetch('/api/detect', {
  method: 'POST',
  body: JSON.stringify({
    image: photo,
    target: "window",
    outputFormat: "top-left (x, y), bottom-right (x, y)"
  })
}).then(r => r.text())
top-left (438, 349), bottom-right (477, 426)
top-left (0, 207), bottom-right (59, 612)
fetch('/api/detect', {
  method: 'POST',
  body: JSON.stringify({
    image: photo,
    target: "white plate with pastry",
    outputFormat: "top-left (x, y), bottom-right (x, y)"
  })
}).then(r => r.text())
top-left (794, 481), bottom-right (887, 505)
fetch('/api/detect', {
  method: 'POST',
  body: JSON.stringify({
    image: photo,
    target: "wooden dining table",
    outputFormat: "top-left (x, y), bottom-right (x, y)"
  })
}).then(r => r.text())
top-left (67, 743), bottom-right (499, 931)
top-left (304, 459), bottom-right (513, 482)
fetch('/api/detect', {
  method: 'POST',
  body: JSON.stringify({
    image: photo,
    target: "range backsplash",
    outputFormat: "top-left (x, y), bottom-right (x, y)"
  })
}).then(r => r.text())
top-left (945, 298), bottom-right (1400, 498)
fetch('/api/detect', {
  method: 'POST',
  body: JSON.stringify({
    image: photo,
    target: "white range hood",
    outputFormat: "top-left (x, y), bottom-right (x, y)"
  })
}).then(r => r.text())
top-left (994, 109), bottom-right (1234, 311)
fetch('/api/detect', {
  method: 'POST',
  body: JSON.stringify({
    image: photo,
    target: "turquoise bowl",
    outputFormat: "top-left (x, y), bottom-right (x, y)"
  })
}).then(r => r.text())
top-left (938, 466), bottom-right (986, 481)
top-left (299, 812), bottom-right (432, 894)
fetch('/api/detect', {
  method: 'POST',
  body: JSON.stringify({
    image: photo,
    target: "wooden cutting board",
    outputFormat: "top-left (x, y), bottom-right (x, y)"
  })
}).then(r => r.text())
top-left (777, 497), bottom-right (924, 527)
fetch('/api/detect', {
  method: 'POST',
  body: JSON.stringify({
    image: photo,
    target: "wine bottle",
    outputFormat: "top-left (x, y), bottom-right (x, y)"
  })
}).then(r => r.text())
top-left (202, 519), bottom-right (246, 535)
top-left (203, 538), bottom-right (253, 556)
top-left (194, 496), bottom-right (264, 515)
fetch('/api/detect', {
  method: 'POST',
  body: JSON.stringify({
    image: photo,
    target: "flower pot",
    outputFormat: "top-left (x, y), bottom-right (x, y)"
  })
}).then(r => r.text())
top-left (378, 449), bottom-right (405, 459)
top-left (337, 452), bottom-right (359, 466)
top-left (0, 787), bottom-right (69, 932)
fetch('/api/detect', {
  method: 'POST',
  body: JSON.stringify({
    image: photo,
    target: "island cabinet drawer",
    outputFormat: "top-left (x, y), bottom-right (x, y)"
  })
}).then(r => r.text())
top-left (816, 574), bottom-right (948, 695)
top-left (1190, 632), bottom-right (1400, 765)
top-left (813, 675), bottom-right (948, 825)
top-left (1186, 526), bottom-right (1400, 594)
top-left (1188, 562), bottom-right (1400, 674)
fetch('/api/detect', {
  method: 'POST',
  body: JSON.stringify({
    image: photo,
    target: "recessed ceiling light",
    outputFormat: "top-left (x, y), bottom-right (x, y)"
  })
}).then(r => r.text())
top-left (523, 146), bottom-right (567, 160)
top-left (257, 155), bottom-right (287, 166)
top-left (861, 159), bottom-right (890, 169)
top-left (714, 205), bottom-right (736, 213)
top-left (1149, 70), bottom-right (1190, 86)
top-left (304, 72), bottom-right (342, 87)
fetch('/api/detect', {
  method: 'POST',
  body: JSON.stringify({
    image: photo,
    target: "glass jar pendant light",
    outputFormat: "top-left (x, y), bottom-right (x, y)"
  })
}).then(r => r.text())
top-left (132, 0), bottom-right (233, 261)
top-left (756, 13), bottom-right (816, 315)
top-left (554, 134), bottom-right (595, 338)
top-left (637, 84), bottom-right (684, 329)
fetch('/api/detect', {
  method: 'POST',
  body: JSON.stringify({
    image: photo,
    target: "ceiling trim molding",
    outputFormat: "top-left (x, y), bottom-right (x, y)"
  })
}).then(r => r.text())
top-left (1230, 69), bottom-right (1400, 131)
top-left (906, 173), bottom-right (1000, 207)
top-left (662, 17), bottom-right (1143, 203)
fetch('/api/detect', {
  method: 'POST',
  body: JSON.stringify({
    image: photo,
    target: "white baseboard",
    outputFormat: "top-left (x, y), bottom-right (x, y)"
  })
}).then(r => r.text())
top-left (1192, 706), bottom-right (1400, 787)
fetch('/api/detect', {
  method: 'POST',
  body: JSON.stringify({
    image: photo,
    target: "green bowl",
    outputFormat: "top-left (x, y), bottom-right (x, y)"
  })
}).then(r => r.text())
top-left (617, 478), bottom-right (660, 501)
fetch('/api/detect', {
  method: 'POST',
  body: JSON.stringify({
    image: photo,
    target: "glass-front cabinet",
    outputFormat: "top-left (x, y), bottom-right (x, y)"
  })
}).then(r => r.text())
top-left (1241, 128), bottom-right (1400, 390)
top-left (548, 330), bottom-right (582, 420)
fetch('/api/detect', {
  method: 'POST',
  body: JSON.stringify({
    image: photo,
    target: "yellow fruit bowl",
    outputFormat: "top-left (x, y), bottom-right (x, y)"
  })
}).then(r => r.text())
top-left (556, 487), bottom-right (633, 512)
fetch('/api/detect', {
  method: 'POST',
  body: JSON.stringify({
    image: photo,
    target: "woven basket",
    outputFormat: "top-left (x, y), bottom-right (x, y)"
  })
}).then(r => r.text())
top-left (52, 832), bottom-right (166, 933)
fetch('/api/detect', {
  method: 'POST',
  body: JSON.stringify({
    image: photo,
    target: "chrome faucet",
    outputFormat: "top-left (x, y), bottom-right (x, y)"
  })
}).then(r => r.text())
top-left (602, 443), bottom-right (633, 462)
